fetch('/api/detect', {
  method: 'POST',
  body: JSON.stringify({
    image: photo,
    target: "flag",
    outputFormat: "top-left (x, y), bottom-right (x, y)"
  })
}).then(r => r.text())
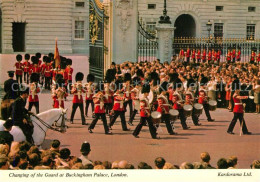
top-left (54, 38), bottom-right (61, 68)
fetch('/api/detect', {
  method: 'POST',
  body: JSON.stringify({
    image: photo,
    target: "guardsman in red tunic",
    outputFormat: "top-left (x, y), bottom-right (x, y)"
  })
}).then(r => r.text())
top-left (186, 78), bottom-right (201, 126)
top-left (226, 50), bottom-right (231, 63)
top-left (128, 77), bottom-right (141, 126)
top-left (232, 49), bottom-right (236, 63)
top-left (202, 49), bottom-right (206, 63)
top-left (70, 72), bottom-right (87, 125)
top-left (53, 78), bottom-right (67, 109)
top-left (85, 74), bottom-right (95, 117)
top-left (207, 50), bottom-right (212, 63)
top-left (35, 53), bottom-right (43, 84)
top-left (198, 77), bottom-right (214, 122)
top-left (217, 49), bottom-right (221, 63)
top-left (58, 61), bottom-right (68, 100)
top-left (192, 49), bottom-right (196, 62)
top-left (257, 52), bottom-right (260, 64)
top-left (14, 54), bottom-right (23, 84)
top-left (23, 54), bottom-right (31, 84)
top-left (31, 56), bottom-right (41, 76)
top-left (28, 73), bottom-right (40, 114)
top-left (109, 80), bottom-right (129, 131)
top-left (250, 51), bottom-right (256, 64)
top-left (123, 73), bottom-right (133, 116)
top-left (179, 48), bottom-right (185, 60)
top-left (172, 79), bottom-right (189, 130)
top-left (88, 83), bottom-right (112, 135)
top-left (65, 59), bottom-right (73, 91)
top-left (157, 81), bottom-right (176, 135)
top-left (43, 57), bottom-right (52, 90)
top-left (227, 85), bottom-right (251, 135)
top-left (186, 48), bottom-right (191, 64)
top-left (104, 69), bottom-right (115, 116)
top-left (196, 49), bottom-right (201, 63)
top-left (133, 84), bottom-right (158, 139)
top-left (237, 50), bottom-right (241, 62)
top-left (35, 53), bottom-right (42, 67)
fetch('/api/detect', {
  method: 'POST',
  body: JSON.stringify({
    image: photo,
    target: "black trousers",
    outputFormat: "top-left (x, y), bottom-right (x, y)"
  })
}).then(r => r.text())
top-left (124, 100), bottom-right (133, 115)
top-left (133, 117), bottom-right (157, 138)
top-left (89, 113), bottom-right (109, 133)
top-left (16, 123), bottom-right (34, 144)
top-left (24, 72), bottom-right (29, 84)
top-left (203, 103), bottom-right (213, 121)
top-left (70, 103), bottom-right (86, 124)
top-left (178, 109), bottom-right (188, 129)
top-left (192, 108), bottom-right (199, 125)
top-left (129, 109), bottom-right (138, 123)
top-left (231, 91), bottom-right (235, 111)
top-left (161, 114), bottom-right (174, 134)
top-left (104, 103), bottom-right (113, 114)
top-left (45, 77), bottom-right (51, 90)
top-left (85, 100), bottom-right (94, 116)
top-left (227, 113), bottom-right (249, 134)
top-left (16, 75), bottom-right (22, 84)
top-left (28, 102), bottom-right (39, 114)
top-left (109, 111), bottom-right (128, 130)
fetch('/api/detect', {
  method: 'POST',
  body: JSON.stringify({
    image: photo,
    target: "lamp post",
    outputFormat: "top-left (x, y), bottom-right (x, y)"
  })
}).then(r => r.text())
top-left (206, 20), bottom-right (212, 52)
top-left (159, 0), bottom-right (171, 24)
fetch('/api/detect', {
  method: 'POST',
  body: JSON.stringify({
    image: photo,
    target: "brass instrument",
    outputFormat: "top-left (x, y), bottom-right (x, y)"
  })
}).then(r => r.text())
top-left (30, 83), bottom-right (37, 100)
top-left (74, 83), bottom-right (83, 100)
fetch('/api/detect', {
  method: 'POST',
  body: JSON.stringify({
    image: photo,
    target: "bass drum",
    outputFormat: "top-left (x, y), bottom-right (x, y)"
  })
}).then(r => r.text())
top-left (193, 103), bottom-right (203, 116)
top-left (209, 100), bottom-right (217, 111)
top-left (151, 111), bottom-right (162, 125)
top-left (183, 105), bottom-right (193, 117)
top-left (169, 109), bottom-right (179, 121)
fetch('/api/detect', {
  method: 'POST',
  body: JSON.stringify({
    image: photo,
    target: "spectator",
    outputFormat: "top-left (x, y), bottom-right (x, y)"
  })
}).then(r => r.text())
top-left (111, 161), bottom-right (119, 169)
top-left (217, 158), bottom-right (228, 169)
top-left (118, 160), bottom-right (128, 169)
top-left (138, 162), bottom-right (149, 169)
top-left (0, 119), bottom-right (14, 147)
top-left (227, 156), bottom-right (238, 169)
top-left (154, 157), bottom-right (166, 169)
top-left (78, 141), bottom-right (92, 166)
top-left (200, 152), bottom-right (215, 169)
top-left (50, 140), bottom-right (60, 155)
top-left (56, 148), bottom-right (71, 168)
top-left (180, 162), bottom-right (194, 169)
top-left (71, 162), bottom-right (84, 169)
top-left (193, 162), bottom-right (204, 169)
top-left (93, 160), bottom-right (102, 166)
top-left (28, 153), bottom-right (40, 168)
top-left (0, 144), bottom-right (9, 156)
top-left (125, 163), bottom-right (135, 169)
top-left (84, 163), bottom-right (94, 169)
top-left (94, 165), bottom-right (105, 169)
top-left (163, 162), bottom-right (174, 169)
top-left (251, 160), bottom-right (260, 169)
top-left (0, 154), bottom-right (9, 169)
top-left (102, 161), bottom-right (112, 169)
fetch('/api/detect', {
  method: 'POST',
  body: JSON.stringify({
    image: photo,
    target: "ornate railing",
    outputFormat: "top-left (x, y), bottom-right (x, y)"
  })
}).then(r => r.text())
top-left (138, 20), bottom-right (158, 62)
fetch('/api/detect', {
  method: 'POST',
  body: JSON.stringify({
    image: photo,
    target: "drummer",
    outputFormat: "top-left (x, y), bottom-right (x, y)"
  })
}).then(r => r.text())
top-left (198, 77), bottom-right (215, 122)
top-left (172, 79), bottom-right (189, 130)
top-left (132, 84), bottom-right (158, 139)
top-left (185, 78), bottom-right (201, 126)
top-left (157, 81), bottom-right (176, 135)
top-left (128, 77), bottom-right (142, 126)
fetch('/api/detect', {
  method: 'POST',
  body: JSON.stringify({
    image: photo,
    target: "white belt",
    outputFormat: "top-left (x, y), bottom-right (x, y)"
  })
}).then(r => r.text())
top-left (235, 103), bottom-right (243, 105)
top-left (115, 101), bottom-right (124, 108)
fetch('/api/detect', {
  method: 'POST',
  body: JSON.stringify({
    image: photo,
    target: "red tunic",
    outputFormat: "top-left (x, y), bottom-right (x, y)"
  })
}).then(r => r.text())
top-left (232, 50), bottom-right (236, 58)
top-left (65, 67), bottom-right (73, 81)
top-left (227, 53), bottom-right (231, 61)
top-left (94, 95), bottom-right (106, 114)
top-left (28, 84), bottom-right (40, 102)
top-left (185, 91), bottom-right (194, 105)
top-left (140, 99), bottom-right (150, 117)
top-left (186, 49), bottom-right (190, 58)
top-left (192, 50), bottom-right (196, 59)
top-left (202, 51), bottom-right (206, 60)
top-left (71, 83), bottom-right (85, 103)
top-left (85, 83), bottom-right (95, 100)
top-left (40, 64), bottom-right (46, 75)
top-left (44, 65), bottom-right (52, 77)
top-left (172, 92), bottom-right (183, 110)
top-left (23, 61), bottom-right (31, 73)
top-left (180, 50), bottom-right (184, 57)
top-left (53, 88), bottom-right (67, 108)
top-left (103, 90), bottom-right (113, 103)
top-left (196, 50), bottom-right (201, 59)
top-left (233, 95), bottom-right (247, 113)
top-left (208, 52), bottom-right (212, 61)
top-left (113, 94), bottom-right (125, 111)
top-left (15, 62), bottom-right (23, 75)
top-left (31, 66), bottom-right (41, 74)
top-left (157, 94), bottom-right (169, 113)
top-left (198, 89), bottom-right (207, 104)
top-left (123, 85), bottom-right (132, 100)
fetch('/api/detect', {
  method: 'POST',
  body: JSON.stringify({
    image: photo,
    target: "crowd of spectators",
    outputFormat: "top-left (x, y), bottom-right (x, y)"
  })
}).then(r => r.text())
top-left (0, 140), bottom-right (259, 170)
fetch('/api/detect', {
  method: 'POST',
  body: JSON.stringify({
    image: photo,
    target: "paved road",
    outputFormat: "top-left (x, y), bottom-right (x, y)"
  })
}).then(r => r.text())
top-left (26, 90), bottom-right (260, 169)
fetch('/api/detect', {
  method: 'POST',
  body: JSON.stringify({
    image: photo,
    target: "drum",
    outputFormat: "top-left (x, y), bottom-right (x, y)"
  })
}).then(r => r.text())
top-left (209, 100), bottom-right (217, 111)
top-left (183, 105), bottom-right (193, 117)
top-left (148, 91), bottom-right (154, 104)
top-left (249, 96), bottom-right (254, 100)
top-left (151, 111), bottom-right (161, 125)
top-left (169, 109), bottom-right (179, 121)
top-left (194, 103), bottom-right (203, 116)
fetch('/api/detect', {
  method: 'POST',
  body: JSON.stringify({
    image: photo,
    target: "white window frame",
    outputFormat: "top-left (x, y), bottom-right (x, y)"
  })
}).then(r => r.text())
top-left (246, 24), bottom-right (255, 40)
top-left (74, 20), bottom-right (85, 40)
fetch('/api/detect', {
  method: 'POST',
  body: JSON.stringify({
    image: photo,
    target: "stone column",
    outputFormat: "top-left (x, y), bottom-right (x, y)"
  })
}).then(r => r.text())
top-left (156, 24), bottom-right (175, 63)
top-left (112, 0), bottom-right (138, 64)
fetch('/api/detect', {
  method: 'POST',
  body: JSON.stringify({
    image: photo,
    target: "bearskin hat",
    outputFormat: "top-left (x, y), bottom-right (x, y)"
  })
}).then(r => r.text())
top-left (169, 73), bottom-right (179, 83)
top-left (45, 56), bottom-right (51, 63)
top-left (124, 73), bottom-right (132, 82)
top-left (35, 52), bottom-right (41, 59)
top-left (174, 78), bottom-right (183, 89)
top-left (141, 84), bottom-right (150, 94)
top-left (132, 77), bottom-right (141, 87)
top-left (30, 73), bottom-right (40, 83)
top-left (24, 54), bottom-right (30, 61)
top-left (67, 59), bottom-right (72, 66)
top-left (48, 53), bottom-right (54, 60)
top-left (187, 78), bottom-right (196, 88)
top-left (105, 69), bottom-right (115, 83)
top-left (136, 69), bottom-right (144, 78)
top-left (76, 72), bottom-right (84, 82)
top-left (31, 56), bottom-right (39, 65)
top-left (115, 79), bottom-right (123, 91)
top-left (200, 77), bottom-right (209, 86)
top-left (60, 61), bottom-right (67, 70)
top-left (159, 81), bottom-right (168, 93)
top-left (56, 78), bottom-right (65, 88)
top-left (87, 74), bottom-right (95, 83)
top-left (16, 54), bottom-right (22, 61)
top-left (43, 56), bottom-right (48, 63)
top-left (150, 71), bottom-right (159, 81)
top-left (96, 81), bottom-right (104, 92)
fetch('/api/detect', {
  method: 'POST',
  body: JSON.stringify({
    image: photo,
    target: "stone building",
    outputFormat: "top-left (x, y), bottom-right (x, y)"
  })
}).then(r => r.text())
top-left (0, 0), bottom-right (260, 55)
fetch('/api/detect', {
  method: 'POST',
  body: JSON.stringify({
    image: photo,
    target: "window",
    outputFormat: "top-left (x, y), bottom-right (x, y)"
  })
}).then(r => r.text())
top-left (248, 7), bottom-right (256, 12)
top-left (146, 22), bottom-right (156, 35)
top-left (148, 4), bottom-right (156, 9)
top-left (75, 2), bottom-right (85, 8)
top-left (216, 6), bottom-right (223, 11)
top-left (214, 23), bottom-right (224, 39)
top-left (13, 23), bottom-right (26, 52)
top-left (247, 24), bottom-right (255, 40)
top-left (75, 21), bottom-right (85, 39)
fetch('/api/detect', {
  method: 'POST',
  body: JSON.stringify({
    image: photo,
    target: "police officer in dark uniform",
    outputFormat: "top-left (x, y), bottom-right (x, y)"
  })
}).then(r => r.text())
top-left (11, 87), bottom-right (34, 144)
top-left (1, 71), bottom-right (19, 120)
